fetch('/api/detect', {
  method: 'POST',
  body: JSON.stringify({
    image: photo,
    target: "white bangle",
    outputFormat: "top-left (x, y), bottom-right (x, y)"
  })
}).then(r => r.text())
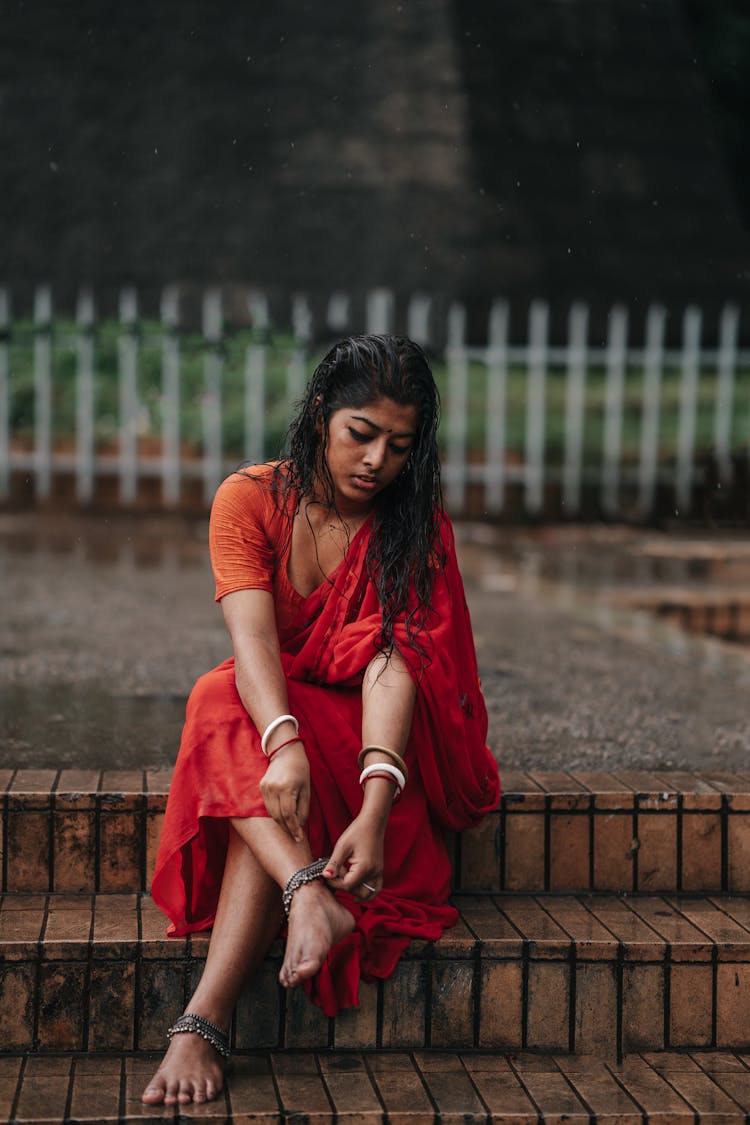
top-left (261, 714), bottom-right (299, 756)
top-left (359, 761), bottom-right (406, 794)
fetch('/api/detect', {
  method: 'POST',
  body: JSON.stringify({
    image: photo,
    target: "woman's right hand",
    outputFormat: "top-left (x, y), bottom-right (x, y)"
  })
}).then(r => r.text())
top-left (259, 742), bottom-right (310, 842)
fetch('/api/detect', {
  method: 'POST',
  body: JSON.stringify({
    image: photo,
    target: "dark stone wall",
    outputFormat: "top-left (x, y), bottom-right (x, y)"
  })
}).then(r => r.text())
top-left (1, 0), bottom-right (474, 300)
top-left (1, 0), bottom-right (747, 326)
top-left (453, 0), bottom-right (750, 328)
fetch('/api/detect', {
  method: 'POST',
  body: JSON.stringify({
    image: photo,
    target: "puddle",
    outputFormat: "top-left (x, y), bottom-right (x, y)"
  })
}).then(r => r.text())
top-left (457, 523), bottom-right (750, 679)
top-left (0, 511), bottom-right (209, 570)
top-left (2, 514), bottom-right (750, 770)
top-left (0, 683), bottom-right (186, 769)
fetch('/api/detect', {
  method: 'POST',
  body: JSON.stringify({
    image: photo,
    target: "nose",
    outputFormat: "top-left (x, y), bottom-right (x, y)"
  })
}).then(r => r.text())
top-left (363, 438), bottom-right (388, 471)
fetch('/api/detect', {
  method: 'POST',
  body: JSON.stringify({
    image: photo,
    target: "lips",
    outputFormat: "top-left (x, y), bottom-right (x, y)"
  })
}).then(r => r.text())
top-left (352, 475), bottom-right (378, 491)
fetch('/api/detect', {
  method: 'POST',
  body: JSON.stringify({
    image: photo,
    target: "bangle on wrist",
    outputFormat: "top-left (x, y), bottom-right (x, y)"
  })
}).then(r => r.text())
top-left (261, 714), bottom-right (299, 756)
top-left (358, 744), bottom-right (409, 783)
top-left (360, 769), bottom-right (403, 803)
top-left (267, 736), bottom-right (304, 761)
top-left (359, 761), bottom-right (406, 801)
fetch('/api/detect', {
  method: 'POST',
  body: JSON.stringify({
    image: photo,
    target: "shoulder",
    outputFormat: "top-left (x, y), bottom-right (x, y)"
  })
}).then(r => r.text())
top-left (211, 462), bottom-right (288, 520)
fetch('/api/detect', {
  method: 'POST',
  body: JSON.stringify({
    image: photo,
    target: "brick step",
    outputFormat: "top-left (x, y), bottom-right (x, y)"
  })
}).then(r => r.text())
top-left (4, 1050), bottom-right (750, 1123)
top-left (3, 892), bottom-right (750, 1056)
top-left (4, 769), bottom-right (750, 897)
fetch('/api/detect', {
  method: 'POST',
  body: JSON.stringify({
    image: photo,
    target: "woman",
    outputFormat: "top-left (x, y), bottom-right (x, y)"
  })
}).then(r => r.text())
top-left (142, 334), bottom-right (500, 1106)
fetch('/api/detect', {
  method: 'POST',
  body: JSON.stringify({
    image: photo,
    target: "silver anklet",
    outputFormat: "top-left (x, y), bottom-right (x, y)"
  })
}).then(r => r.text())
top-left (167, 1012), bottom-right (230, 1060)
top-left (282, 856), bottom-right (331, 919)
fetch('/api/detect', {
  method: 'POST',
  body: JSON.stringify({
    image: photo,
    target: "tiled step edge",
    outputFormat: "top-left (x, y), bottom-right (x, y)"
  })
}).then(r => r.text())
top-left (3, 768), bottom-right (750, 896)
top-left (4, 1050), bottom-right (750, 1123)
top-left (3, 892), bottom-right (750, 1055)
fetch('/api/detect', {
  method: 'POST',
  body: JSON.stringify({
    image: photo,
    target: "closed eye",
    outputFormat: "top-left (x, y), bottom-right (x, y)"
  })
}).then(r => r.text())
top-left (348, 428), bottom-right (411, 456)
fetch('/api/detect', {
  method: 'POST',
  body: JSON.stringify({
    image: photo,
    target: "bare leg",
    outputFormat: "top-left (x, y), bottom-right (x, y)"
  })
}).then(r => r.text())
top-left (230, 816), bottom-right (354, 987)
top-left (142, 817), bottom-right (353, 1105)
top-left (142, 827), bottom-right (282, 1106)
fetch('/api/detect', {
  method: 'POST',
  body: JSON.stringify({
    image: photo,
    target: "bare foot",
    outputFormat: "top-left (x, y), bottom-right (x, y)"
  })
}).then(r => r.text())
top-left (141, 1028), bottom-right (225, 1105)
top-left (280, 880), bottom-right (354, 987)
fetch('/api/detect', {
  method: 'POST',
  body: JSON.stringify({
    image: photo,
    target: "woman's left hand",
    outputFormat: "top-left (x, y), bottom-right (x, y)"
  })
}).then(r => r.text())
top-left (323, 813), bottom-right (385, 901)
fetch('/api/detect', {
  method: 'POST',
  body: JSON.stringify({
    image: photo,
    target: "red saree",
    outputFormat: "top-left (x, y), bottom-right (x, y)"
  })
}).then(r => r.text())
top-left (151, 505), bottom-right (500, 1017)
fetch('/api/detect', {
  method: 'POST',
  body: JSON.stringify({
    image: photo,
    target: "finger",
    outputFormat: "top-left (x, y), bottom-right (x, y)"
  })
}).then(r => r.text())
top-left (297, 784), bottom-right (310, 829)
top-left (322, 844), bottom-right (351, 884)
top-left (279, 791), bottom-right (303, 841)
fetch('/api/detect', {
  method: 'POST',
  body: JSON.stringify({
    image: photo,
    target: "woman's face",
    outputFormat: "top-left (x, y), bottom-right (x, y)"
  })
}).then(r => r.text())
top-left (320, 396), bottom-right (418, 513)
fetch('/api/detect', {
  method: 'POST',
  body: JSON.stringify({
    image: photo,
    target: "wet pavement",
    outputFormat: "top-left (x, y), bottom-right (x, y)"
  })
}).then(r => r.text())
top-left (1, 512), bottom-right (749, 772)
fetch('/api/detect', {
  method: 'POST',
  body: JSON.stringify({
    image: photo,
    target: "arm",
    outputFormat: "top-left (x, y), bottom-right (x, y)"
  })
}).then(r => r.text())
top-left (221, 588), bottom-right (310, 842)
top-left (324, 647), bottom-right (417, 895)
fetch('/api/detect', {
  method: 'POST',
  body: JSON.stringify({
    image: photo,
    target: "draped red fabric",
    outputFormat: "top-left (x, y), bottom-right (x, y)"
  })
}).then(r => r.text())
top-left (151, 513), bottom-right (500, 1016)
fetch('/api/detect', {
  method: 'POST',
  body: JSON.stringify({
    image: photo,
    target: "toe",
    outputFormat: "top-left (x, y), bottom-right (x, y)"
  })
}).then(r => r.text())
top-left (141, 1082), bottom-right (165, 1106)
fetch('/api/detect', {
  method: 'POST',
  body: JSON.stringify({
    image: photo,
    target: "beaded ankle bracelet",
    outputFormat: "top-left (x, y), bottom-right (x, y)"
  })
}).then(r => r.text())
top-left (282, 857), bottom-right (331, 919)
top-left (167, 1012), bottom-right (230, 1060)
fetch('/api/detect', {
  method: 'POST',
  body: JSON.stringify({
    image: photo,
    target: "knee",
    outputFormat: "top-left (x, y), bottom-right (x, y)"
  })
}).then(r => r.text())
top-left (186, 667), bottom-right (240, 719)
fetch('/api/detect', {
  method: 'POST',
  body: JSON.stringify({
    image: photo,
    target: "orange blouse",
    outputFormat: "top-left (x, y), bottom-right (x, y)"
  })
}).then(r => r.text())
top-left (208, 464), bottom-right (304, 634)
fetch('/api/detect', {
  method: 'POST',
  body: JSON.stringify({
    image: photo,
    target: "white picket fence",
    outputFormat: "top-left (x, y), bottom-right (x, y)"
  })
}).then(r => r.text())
top-left (0, 285), bottom-right (747, 518)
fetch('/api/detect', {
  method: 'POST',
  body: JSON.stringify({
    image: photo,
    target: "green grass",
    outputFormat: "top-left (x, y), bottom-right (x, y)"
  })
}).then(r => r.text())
top-left (6, 320), bottom-right (750, 469)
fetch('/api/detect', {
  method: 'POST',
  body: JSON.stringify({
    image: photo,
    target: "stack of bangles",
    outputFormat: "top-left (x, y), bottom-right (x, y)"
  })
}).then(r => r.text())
top-left (260, 719), bottom-right (408, 803)
top-left (358, 744), bottom-right (409, 802)
top-left (261, 714), bottom-right (304, 760)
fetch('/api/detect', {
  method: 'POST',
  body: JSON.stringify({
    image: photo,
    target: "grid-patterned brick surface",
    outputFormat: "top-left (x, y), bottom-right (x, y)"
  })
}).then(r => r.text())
top-left (4, 769), bottom-right (750, 896)
top-left (2, 891), bottom-right (750, 1055)
top-left (455, 769), bottom-right (750, 894)
top-left (1, 770), bottom-right (169, 895)
top-left (3, 1050), bottom-right (750, 1123)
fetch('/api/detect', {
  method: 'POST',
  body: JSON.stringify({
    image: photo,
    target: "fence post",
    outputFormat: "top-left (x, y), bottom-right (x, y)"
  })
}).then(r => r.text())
top-left (562, 302), bottom-right (589, 515)
top-left (118, 287), bottom-right (139, 504)
top-left (445, 302), bottom-right (468, 512)
top-left (160, 286), bottom-right (181, 507)
top-left (287, 294), bottom-right (311, 428)
top-left (245, 342), bottom-right (266, 465)
top-left (33, 285), bottom-right (53, 501)
top-left (484, 299), bottom-right (508, 514)
top-left (202, 288), bottom-right (224, 504)
top-left (366, 289), bottom-right (394, 335)
top-left (637, 304), bottom-right (667, 518)
top-left (407, 294), bottom-right (432, 348)
top-left (675, 305), bottom-right (702, 514)
top-left (0, 289), bottom-right (9, 499)
top-left (326, 292), bottom-right (350, 334)
top-left (601, 304), bottom-right (628, 517)
top-left (714, 302), bottom-right (739, 485)
top-left (245, 290), bottom-right (269, 464)
top-left (248, 291), bottom-right (270, 337)
top-left (525, 301), bottom-right (548, 514)
top-left (75, 288), bottom-right (95, 504)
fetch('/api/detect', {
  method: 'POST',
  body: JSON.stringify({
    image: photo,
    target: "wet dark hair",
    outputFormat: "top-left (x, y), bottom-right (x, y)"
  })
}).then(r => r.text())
top-left (275, 334), bottom-right (444, 655)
